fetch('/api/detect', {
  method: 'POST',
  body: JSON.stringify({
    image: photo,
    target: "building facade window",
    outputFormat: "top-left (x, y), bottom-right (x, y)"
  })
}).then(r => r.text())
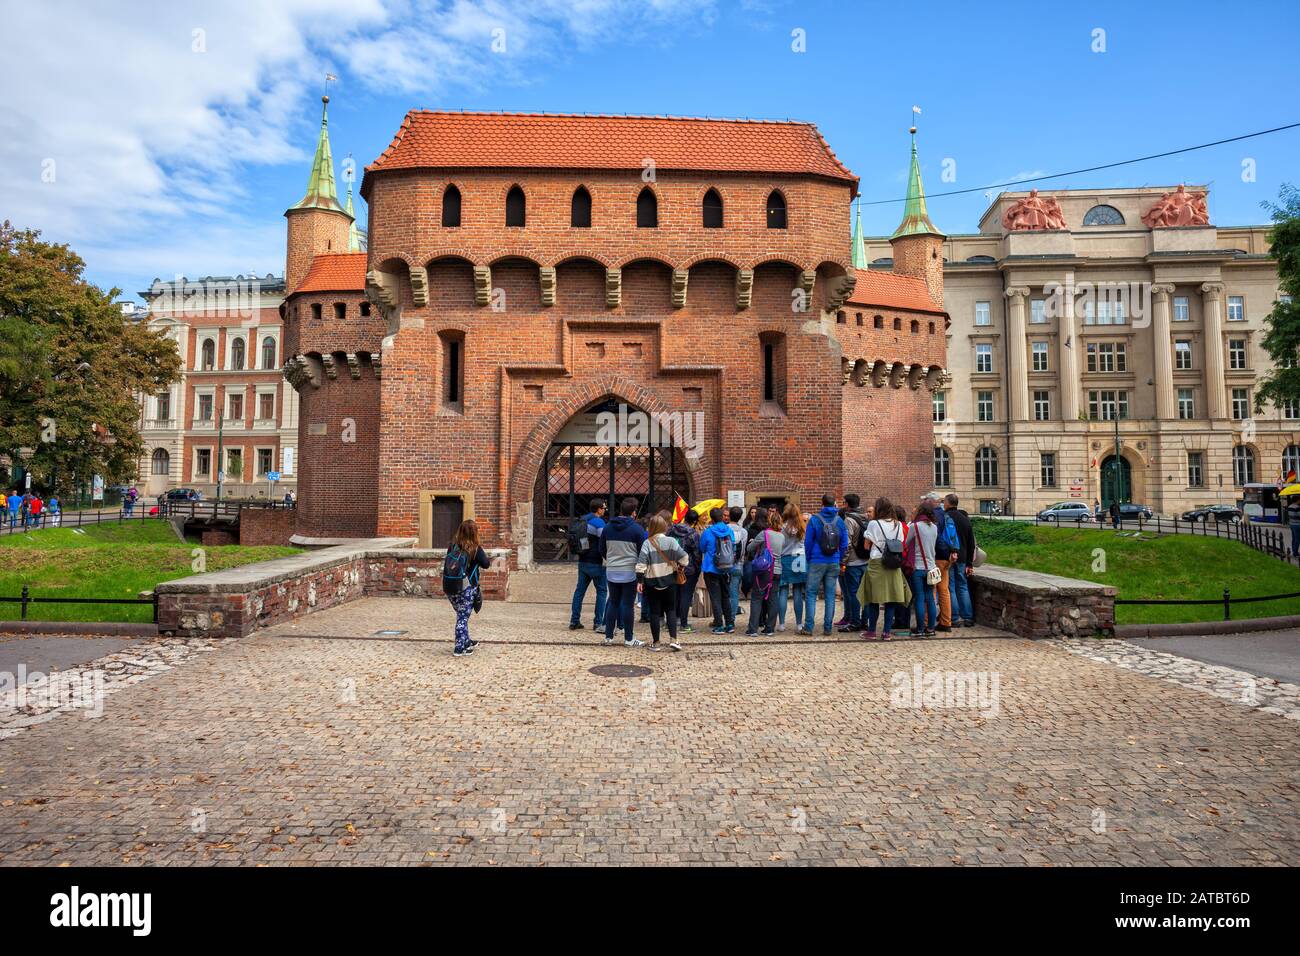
top-left (1228, 338), bottom-right (1247, 370)
top-left (571, 187), bottom-right (592, 228)
top-left (975, 343), bottom-right (993, 373)
top-left (1282, 398), bottom-right (1300, 420)
top-left (1175, 339), bottom-right (1193, 369)
top-left (505, 186), bottom-right (526, 227)
top-left (1082, 204), bottom-right (1125, 226)
top-left (261, 337), bottom-right (276, 369)
top-left (1173, 295), bottom-right (1190, 321)
top-left (1086, 342), bottom-right (1126, 373)
top-left (974, 447), bottom-right (999, 487)
top-left (197, 393), bottom-right (213, 421)
top-left (195, 449), bottom-right (211, 477)
top-left (1031, 341), bottom-right (1049, 371)
top-left (765, 190), bottom-right (787, 229)
top-left (227, 392), bottom-right (243, 421)
top-left (974, 301), bottom-right (991, 326)
top-left (636, 187), bottom-right (658, 228)
top-left (200, 339), bottom-right (215, 370)
top-left (151, 448), bottom-right (170, 476)
top-left (1087, 390), bottom-right (1128, 420)
top-left (441, 185), bottom-right (462, 227)
top-left (932, 391), bottom-right (946, 423)
top-left (258, 392), bottom-right (275, 420)
top-left (440, 330), bottom-right (465, 410)
top-left (702, 188), bottom-right (723, 228)
top-left (1227, 295), bottom-right (1245, 322)
top-left (1232, 445), bottom-right (1255, 486)
top-left (1040, 452), bottom-right (1056, 488)
top-left (256, 447), bottom-right (274, 477)
top-left (1033, 390), bottom-right (1051, 421)
top-left (1030, 298), bottom-right (1045, 324)
top-left (1283, 445), bottom-right (1300, 478)
top-left (933, 447), bottom-right (951, 487)
top-left (1231, 387), bottom-right (1250, 420)
top-left (1187, 451), bottom-right (1204, 487)
top-left (1177, 388), bottom-right (1195, 420)
top-left (225, 448), bottom-right (243, 482)
top-left (230, 338), bottom-right (245, 370)
top-left (977, 390), bottom-right (994, 422)
top-left (156, 392), bottom-right (170, 421)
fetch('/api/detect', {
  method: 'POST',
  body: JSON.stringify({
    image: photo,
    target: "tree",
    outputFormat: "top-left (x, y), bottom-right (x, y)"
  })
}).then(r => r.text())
top-left (1255, 184), bottom-right (1300, 415)
top-left (0, 221), bottom-right (180, 496)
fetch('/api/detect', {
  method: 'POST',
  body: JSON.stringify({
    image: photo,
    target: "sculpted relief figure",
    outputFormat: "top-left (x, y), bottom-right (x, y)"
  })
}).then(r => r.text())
top-left (1141, 184), bottom-right (1210, 228)
top-left (1002, 189), bottom-right (1067, 231)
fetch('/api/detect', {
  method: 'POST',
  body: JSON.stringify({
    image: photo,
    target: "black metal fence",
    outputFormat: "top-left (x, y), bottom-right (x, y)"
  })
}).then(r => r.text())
top-left (1, 498), bottom-right (292, 536)
top-left (0, 585), bottom-right (158, 623)
top-left (1033, 514), bottom-right (1299, 566)
top-left (1115, 588), bottom-right (1300, 622)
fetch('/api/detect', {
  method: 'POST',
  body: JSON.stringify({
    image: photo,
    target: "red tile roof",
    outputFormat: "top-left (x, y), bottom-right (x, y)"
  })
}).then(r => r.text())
top-left (846, 270), bottom-right (945, 315)
top-left (364, 111), bottom-right (858, 194)
top-left (293, 252), bottom-right (367, 295)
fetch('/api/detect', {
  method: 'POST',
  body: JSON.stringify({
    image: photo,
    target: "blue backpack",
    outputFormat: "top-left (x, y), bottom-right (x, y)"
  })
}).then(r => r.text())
top-left (751, 530), bottom-right (775, 574)
top-left (442, 546), bottom-right (478, 595)
top-left (936, 513), bottom-right (960, 560)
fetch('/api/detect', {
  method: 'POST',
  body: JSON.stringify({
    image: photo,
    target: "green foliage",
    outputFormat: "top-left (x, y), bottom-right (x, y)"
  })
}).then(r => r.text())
top-left (0, 221), bottom-right (181, 495)
top-left (969, 517), bottom-right (1034, 545)
top-left (0, 521), bottom-right (301, 623)
top-left (1254, 184), bottom-right (1300, 413)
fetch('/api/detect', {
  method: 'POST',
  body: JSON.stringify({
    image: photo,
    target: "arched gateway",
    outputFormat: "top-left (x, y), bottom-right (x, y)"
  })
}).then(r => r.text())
top-left (532, 399), bottom-right (693, 561)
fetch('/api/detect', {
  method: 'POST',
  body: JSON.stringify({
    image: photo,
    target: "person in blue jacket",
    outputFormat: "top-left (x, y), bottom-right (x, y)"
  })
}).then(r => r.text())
top-left (699, 507), bottom-right (737, 633)
top-left (801, 494), bottom-right (848, 636)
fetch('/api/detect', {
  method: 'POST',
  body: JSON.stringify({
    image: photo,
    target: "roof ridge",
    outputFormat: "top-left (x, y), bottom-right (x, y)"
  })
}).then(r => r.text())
top-left (403, 108), bottom-right (820, 126)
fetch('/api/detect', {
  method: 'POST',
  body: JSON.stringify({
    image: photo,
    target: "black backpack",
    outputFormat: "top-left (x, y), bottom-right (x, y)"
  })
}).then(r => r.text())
top-left (442, 546), bottom-right (470, 594)
top-left (847, 512), bottom-right (870, 561)
top-left (814, 514), bottom-right (839, 556)
top-left (877, 522), bottom-right (905, 571)
top-left (566, 515), bottom-right (593, 558)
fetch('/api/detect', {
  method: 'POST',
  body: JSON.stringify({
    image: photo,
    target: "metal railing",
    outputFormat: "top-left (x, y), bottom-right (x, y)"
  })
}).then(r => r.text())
top-left (1031, 513), bottom-right (1299, 566)
top-left (1, 498), bottom-right (292, 536)
top-left (0, 585), bottom-right (158, 623)
top-left (1115, 587), bottom-right (1300, 622)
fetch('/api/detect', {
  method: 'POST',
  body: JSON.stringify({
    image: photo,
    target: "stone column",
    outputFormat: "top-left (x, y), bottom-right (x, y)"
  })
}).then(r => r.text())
top-left (1150, 284), bottom-right (1176, 421)
top-left (1005, 287), bottom-right (1030, 421)
top-left (1201, 282), bottom-right (1226, 419)
top-left (1058, 283), bottom-right (1080, 421)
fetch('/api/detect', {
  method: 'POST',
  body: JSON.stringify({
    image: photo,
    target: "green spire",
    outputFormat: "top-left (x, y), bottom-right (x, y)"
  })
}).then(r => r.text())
top-left (851, 203), bottom-right (866, 268)
top-left (290, 96), bottom-right (348, 214)
top-left (891, 130), bottom-right (944, 240)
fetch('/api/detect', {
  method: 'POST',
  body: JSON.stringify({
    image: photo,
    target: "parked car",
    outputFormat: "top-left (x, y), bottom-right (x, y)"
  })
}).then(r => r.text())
top-left (1037, 501), bottom-right (1094, 523)
top-left (162, 488), bottom-right (203, 502)
top-left (1181, 503), bottom-right (1242, 523)
top-left (1113, 502), bottom-right (1153, 520)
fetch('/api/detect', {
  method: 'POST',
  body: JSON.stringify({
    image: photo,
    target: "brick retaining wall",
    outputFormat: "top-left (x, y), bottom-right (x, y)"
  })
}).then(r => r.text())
top-left (238, 507), bottom-right (296, 546)
top-left (970, 565), bottom-right (1116, 639)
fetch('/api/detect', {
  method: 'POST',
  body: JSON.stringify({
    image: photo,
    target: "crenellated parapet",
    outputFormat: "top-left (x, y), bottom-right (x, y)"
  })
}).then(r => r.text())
top-left (283, 350), bottom-right (383, 391)
top-left (839, 358), bottom-right (948, 390)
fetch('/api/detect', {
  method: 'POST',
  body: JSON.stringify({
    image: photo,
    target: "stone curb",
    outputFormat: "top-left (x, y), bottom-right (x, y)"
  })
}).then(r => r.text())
top-left (1114, 614), bottom-right (1300, 639)
top-left (0, 620), bottom-right (158, 637)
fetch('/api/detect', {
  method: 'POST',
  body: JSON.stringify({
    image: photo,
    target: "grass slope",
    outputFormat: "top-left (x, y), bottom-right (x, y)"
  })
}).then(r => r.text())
top-left (973, 519), bottom-right (1300, 625)
top-left (0, 521), bottom-right (301, 623)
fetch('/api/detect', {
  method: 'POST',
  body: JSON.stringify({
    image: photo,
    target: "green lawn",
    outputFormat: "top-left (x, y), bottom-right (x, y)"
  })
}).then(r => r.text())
top-left (0, 521), bottom-right (301, 623)
top-left (973, 518), bottom-right (1300, 625)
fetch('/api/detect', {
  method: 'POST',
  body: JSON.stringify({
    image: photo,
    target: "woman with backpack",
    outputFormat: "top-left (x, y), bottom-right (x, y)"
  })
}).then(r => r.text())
top-left (857, 497), bottom-right (909, 641)
top-left (635, 514), bottom-right (690, 651)
top-left (443, 519), bottom-right (492, 657)
top-left (907, 502), bottom-right (941, 638)
top-left (891, 504), bottom-right (913, 637)
top-left (776, 503), bottom-right (807, 632)
top-left (744, 509), bottom-right (785, 635)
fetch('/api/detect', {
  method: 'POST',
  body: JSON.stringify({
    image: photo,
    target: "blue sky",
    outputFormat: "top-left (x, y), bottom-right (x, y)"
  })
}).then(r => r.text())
top-left (3, 0), bottom-right (1298, 300)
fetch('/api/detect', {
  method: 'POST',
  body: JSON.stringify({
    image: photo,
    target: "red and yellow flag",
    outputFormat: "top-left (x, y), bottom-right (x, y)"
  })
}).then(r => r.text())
top-left (671, 493), bottom-right (689, 524)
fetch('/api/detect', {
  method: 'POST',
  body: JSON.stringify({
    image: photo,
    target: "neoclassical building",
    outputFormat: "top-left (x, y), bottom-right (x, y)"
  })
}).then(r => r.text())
top-left (280, 101), bottom-right (949, 561)
top-left (866, 185), bottom-right (1294, 516)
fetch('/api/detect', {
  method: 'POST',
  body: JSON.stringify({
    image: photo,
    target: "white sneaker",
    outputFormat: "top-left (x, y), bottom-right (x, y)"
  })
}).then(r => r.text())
top-left (669, 641), bottom-right (682, 651)
top-left (777, 624), bottom-right (786, 632)
top-left (624, 638), bottom-right (645, 648)
top-left (602, 636), bottom-right (614, 646)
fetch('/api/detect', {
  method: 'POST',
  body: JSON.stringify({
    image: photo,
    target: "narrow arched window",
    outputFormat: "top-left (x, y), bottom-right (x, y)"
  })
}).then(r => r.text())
top-left (571, 187), bottom-right (592, 228)
top-left (766, 190), bottom-right (787, 229)
top-left (441, 185), bottom-right (461, 227)
top-left (152, 448), bottom-right (170, 477)
top-left (506, 186), bottom-right (526, 227)
top-left (230, 338), bottom-right (245, 370)
top-left (200, 339), bottom-right (215, 370)
top-left (636, 187), bottom-right (658, 228)
top-left (702, 189), bottom-right (723, 228)
top-left (261, 336), bottom-right (276, 369)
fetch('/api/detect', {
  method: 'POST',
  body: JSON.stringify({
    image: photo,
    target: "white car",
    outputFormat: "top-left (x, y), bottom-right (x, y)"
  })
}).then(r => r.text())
top-left (1037, 501), bottom-right (1093, 523)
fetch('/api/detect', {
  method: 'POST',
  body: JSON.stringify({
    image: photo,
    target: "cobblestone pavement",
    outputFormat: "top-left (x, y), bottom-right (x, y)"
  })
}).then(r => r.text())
top-left (0, 596), bottom-right (1296, 866)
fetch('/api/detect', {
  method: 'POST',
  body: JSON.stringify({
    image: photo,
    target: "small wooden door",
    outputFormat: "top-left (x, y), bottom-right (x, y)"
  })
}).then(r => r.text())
top-left (428, 497), bottom-right (464, 547)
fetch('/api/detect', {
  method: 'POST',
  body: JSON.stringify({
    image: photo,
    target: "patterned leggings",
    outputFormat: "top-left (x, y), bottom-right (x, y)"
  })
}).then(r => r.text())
top-left (450, 587), bottom-right (477, 652)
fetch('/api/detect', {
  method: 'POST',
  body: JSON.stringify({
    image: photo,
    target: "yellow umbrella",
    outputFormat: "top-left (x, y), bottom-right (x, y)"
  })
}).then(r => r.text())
top-left (1280, 483), bottom-right (1300, 497)
top-left (691, 498), bottom-right (726, 525)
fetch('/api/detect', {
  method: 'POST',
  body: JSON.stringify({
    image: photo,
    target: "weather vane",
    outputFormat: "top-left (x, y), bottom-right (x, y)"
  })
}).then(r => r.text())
top-left (911, 104), bottom-right (921, 135)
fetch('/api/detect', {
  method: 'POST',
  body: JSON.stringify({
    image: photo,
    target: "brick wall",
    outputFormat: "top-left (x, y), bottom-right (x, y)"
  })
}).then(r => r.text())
top-left (970, 565), bottom-right (1116, 639)
top-left (238, 507), bottom-right (295, 546)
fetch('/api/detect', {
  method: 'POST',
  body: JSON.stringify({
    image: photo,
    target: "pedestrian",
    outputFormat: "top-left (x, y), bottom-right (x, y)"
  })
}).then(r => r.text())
top-left (889, 505), bottom-right (913, 636)
top-left (801, 494), bottom-right (847, 636)
top-left (744, 509), bottom-right (785, 635)
top-left (1286, 495), bottom-right (1300, 558)
top-left (908, 502), bottom-right (940, 637)
top-left (29, 492), bottom-right (43, 529)
top-left (6, 490), bottom-right (19, 530)
top-left (1109, 499), bottom-right (1121, 530)
top-left (929, 492), bottom-right (958, 632)
top-left (776, 503), bottom-right (807, 632)
top-left (726, 506), bottom-right (749, 621)
top-left (635, 514), bottom-right (690, 651)
top-left (700, 507), bottom-right (737, 634)
top-left (600, 497), bottom-right (648, 647)
top-left (442, 518), bottom-right (492, 657)
top-left (858, 497), bottom-right (910, 641)
top-left (838, 493), bottom-right (870, 633)
top-left (667, 508), bottom-right (702, 633)
top-left (944, 493), bottom-right (976, 627)
top-left (567, 498), bottom-right (608, 632)
top-left (47, 495), bottom-right (61, 527)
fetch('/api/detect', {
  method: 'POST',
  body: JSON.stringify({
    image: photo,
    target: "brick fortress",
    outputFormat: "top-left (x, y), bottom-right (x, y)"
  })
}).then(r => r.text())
top-left (280, 99), bottom-right (949, 564)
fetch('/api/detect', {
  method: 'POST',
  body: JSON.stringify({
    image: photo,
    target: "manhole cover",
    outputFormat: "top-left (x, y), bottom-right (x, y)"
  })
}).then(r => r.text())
top-left (589, 664), bottom-right (654, 678)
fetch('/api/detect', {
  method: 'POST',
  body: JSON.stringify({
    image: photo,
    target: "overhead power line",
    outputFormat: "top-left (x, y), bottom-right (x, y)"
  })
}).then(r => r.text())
top-left (857, 121), bottom-right (1300, 207)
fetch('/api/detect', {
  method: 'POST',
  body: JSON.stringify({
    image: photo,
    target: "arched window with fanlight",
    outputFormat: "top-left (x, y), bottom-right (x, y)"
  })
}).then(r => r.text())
top-left (766, 190), bottom-right (787, 229)
top-left (200, 338), bottom-right (215, 371)
top-left (974, 447), bottom-right (999, 487)
top-left (261, 336), bottom-right (276, 370)
top-left (571, 186), bottom-right (592, 228)
top-left (505, 186), bottom-right (526, 227)
top-left (636, 187), bottom-right (658, 228)
top-left (151, 448), bottom-right (170, 477)
top-left (441, 184), bottom-right (461, 227)
top-left (1232, 445), bottom-right (1256, 486)
top-left (230, 338), bottom-right (245, 370)
top-left (934, 447), bottom-right (952, 487)
top-left (1083, 204), bottom-right (1125, 226)
top-left (702, 188), bottom-right (723, 228)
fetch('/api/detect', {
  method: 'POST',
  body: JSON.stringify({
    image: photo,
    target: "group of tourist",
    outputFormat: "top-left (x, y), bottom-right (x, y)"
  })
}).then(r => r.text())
top-left (5, 489), bottom-right (60, 530)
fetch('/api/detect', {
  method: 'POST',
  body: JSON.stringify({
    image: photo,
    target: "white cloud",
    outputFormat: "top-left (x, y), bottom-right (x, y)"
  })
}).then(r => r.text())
top-left (0, 0), bottom-right (708, 295)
